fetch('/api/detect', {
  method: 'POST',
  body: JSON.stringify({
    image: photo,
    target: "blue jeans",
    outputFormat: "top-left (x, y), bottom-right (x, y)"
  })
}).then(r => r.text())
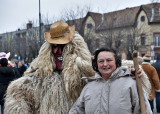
top-left (149, 100), bottom-right (154, 112)
top-left (156, 92), bottom-right (160, 113)
top-left (1, 104), bottom-right (4, 114)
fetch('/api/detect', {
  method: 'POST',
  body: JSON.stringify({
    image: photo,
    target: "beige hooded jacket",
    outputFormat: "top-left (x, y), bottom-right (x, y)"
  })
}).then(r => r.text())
top-left (69, 67), bottom-right (152, 114)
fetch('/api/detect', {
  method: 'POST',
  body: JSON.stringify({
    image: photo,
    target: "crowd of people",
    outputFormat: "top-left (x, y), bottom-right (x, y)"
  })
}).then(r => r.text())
top-left (0, 20), bottom-right (160, 114)
top-left (0, 52), bottom-right (28, 114)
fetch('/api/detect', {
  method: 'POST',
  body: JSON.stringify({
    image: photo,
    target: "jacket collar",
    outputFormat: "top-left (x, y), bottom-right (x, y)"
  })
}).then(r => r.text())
top-left (94, 67), bottom-right (131, 81)
top-left (142, 62), bottom-right (151, 65)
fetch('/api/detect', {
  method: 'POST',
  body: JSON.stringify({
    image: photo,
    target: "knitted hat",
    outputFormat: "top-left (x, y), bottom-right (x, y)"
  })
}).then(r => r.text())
top-left (143, 54), bottom-right (151, 60)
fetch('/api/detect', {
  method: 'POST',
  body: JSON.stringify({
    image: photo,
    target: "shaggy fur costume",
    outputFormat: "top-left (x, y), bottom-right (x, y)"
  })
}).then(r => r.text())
top-left (4, 32), bottom-right (95, 114)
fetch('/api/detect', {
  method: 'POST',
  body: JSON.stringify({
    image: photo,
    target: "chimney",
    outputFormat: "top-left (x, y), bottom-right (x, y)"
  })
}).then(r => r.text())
top-left (27, 21), bottom-right (32, 29)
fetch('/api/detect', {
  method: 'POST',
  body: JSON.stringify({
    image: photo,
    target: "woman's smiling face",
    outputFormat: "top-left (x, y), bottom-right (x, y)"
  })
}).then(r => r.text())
top-left (97, 51), bottom-right (116, 80)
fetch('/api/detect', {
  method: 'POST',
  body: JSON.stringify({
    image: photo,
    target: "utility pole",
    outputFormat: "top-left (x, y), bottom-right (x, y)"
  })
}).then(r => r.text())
top-left (39, 0), bottom-right (42, 50)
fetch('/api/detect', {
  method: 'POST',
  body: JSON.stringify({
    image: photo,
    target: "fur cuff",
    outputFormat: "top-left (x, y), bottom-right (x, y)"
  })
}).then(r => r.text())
top-left (156, 89), bottom-right (160, 92)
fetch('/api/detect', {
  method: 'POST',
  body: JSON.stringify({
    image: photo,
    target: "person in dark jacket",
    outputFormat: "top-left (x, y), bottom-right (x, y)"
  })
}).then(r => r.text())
top-left (0, 58), bottom-right (20, 114)
top-left (152, 54), bottom-right (160, 113)
top-left (18, 60), bottom-right (27, 77)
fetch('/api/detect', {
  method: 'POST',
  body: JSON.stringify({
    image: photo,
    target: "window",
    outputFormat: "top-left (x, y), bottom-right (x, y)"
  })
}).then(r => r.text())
top-left (141, 16), bottom-right (145, 22)
top-left (87, 24), bottom-right (92, 29)
top-left (4, 34), bottom-right (8, 41)
top-left (22, 32), bottom-right (26, 38)
top-left (141, 34), bottom-right (145, 45)
top-left (28, 31), bottom-right (32, 37)
top-left (154, 34), bottom-right (160, 47)
top-left (11, 33), bottom-right (15, 39)
top-left (16, 33), bottom-right (20, 38)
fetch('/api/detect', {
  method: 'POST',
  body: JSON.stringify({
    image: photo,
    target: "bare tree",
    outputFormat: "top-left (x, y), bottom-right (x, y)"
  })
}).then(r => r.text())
top-left (121, 22), bottom-right (150, 60)
top-left (59, 5), bottom-right (92, 21)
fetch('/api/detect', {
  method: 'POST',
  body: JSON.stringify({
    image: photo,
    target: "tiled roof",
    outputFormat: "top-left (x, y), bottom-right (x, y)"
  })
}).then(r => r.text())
top-left (97, 7), bottom-right (140, 31)
top-left (87, 3), bottom-right (160, 31)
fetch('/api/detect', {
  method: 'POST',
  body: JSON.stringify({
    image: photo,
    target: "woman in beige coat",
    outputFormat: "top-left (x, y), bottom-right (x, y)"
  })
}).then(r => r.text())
top-left (69, 47), bottom-right (152, 114)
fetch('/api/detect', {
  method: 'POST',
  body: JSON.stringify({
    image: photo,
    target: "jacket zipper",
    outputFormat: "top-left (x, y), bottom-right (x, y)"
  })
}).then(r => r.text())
top-left (108, 79), bottom-right (110, 114)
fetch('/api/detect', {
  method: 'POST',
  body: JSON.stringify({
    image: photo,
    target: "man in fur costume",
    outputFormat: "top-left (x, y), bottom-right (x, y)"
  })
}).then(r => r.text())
top-left (4, 21), bottom-right (148, 114)
top-left (4, 21), bottom-right (95, 114)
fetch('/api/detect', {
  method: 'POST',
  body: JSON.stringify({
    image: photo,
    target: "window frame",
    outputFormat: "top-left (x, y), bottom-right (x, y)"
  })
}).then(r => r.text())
top-left (154, 33), bottom-right (160, 47)
top-left (141, 34), bottom-right (145, 45)
top-left (141, 16), bottom-right (145, 22)
top-left (87, 23), bottom-right (93, 29)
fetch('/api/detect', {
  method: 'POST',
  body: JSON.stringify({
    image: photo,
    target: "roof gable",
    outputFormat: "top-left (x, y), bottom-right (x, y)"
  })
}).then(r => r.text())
top-left (82, 12), bottom-right (102, 29)
top-left (94, 3), bottom-right (160, 31)
top-left (141, 3), bottom-right (160, 23)
top-left (96, 7), bottom-right (140, 31)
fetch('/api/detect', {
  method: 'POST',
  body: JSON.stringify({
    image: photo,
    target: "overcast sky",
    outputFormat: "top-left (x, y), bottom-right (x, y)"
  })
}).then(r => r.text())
top-left (0, 0), bottom-right (153, 34)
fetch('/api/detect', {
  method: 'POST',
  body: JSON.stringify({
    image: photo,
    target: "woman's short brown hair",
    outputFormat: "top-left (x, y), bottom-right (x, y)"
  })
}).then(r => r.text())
top-left (92, 47), bottom-right (121, 74)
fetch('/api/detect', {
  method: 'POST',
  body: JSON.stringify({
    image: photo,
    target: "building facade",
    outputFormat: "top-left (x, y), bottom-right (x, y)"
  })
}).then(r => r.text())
top-left (0, 3), bottom-right (160, 61)
top-left (0, 23), bottom-right (49, 62)
top-left (82, 3), bottom-right (160, 60)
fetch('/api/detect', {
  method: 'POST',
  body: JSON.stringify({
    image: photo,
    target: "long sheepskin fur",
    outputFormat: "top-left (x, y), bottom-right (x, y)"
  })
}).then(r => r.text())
top-left (24, 31), bottom-right (95, 100)
top-left (4, 31), bottom-right (94, 114)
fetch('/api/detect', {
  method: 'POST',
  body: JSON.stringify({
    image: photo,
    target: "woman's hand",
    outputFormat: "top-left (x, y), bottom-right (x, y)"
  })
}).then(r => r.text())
top-left (131, 68), bottom-right (142, 79)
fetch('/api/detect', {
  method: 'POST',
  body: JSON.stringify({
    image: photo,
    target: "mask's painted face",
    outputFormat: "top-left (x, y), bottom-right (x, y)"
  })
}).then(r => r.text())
top-left (52, 44), bottom-right (65, 71)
